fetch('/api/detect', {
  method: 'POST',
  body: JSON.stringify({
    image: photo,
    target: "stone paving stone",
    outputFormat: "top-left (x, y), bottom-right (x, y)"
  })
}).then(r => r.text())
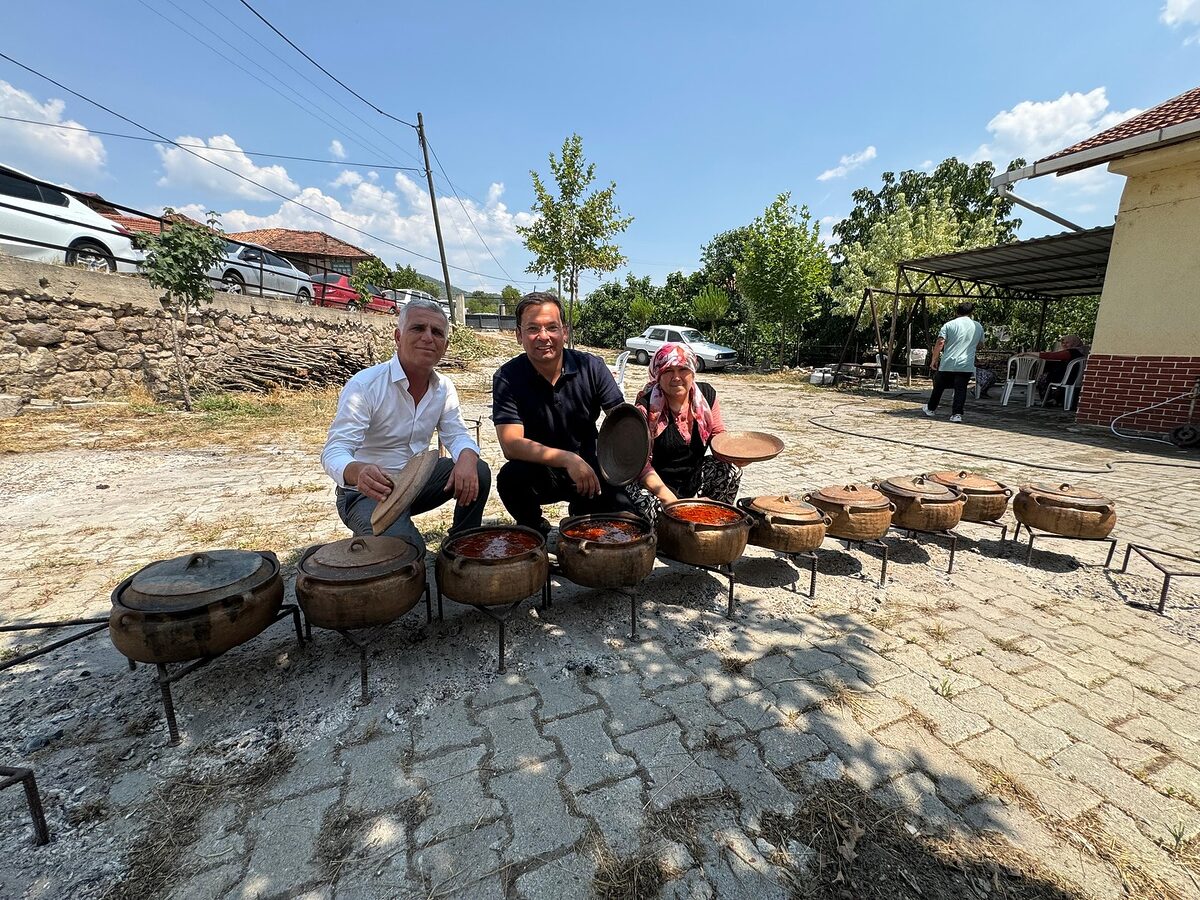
top-left (1147, 761), bottom-right (1200, 807)
top-left (680, 651), bottom-right (760, 703)
top-left (628, 640), bottom-right (694, 693)
top-left (871, 771), bottom-right (962, 830)
top-left (1029, 702), bottom-right (1163, 772)
top-left (877, 672), bottom-right (990, 745)
top-left (1086, 647), bottom-right (1188, 695)
top-left (414, 820), bottom-right (507, 900)
top-left (516, 852), bottom-right (596, 900)
top-left (242, 787), bottom-right (340, 897)
top-left (696, 826), bottom-right (792, 900)
top-left (957, 728), bottom-right (1102, 821)
top-left (949, 655), bottom-right (1057, 712)
top-left (1112, 712), bottom-right (1194, 759)
top-left (651, 681), bottom-right (742, 749)
top-left (166, 863), bottom-right (242, 900)
top-left (796, 709), bottom-right (915, 793)
top-left (490, 757), bottom-right (585, 864)
top-left (1096, 678), bottom-right (1200, 741)
top-left (412, 696), bottom-right (483, 756)
top-left (1011, 665), bottom-right (1131, 725)
top-left (878, 641), bottom-right (947, 677)
top-left (661, 868), bottom-right (716, 899)
top-left (779, 645), bottom-right (843, 676)
top-left (574, 776), bottom-right (645, 856)
top-left (266, 734), bottom-right (346, 802)
top-left (477, 695), bottom-right (556, 773)
top-left (1086, 803), bottom-right (1200, 899)
top-left (471, 672), bottom-right (536, 709)
top-left (871, 720), bottom-right (992, 810)
top-left (526, 668), bottom-right (599, 721)
top-left (339, 739), bottom-right (421, 813)
top-left (697, 739), bottom-right (795, 830)
top-left (951, 686), bottom-right (1072, 761)
top-left (755, 725), bottom-right (829, 773)
top-left (616, 721), bottom-right (724, 810)
top-left (544, 708), bottom-right (637, 792)
top-left (583, 671), bottom-right (672, 736)
top-left (330, 812), bottom-right (412, 900)
top-left (1049, 743), bottom-right (1199, 838)
top-left (815, 640), bottom-right (908, 686)
top-left (411, 743), bottom-right (501, 847)
top-left (718, 692), bottom-right (792, 733)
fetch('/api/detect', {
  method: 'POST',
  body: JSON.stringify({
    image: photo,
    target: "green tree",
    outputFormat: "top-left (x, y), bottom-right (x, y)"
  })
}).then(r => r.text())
top-left (392, 263), bottom-right (424, 291)
top-left (500, 284), bottom-right (522, 310)
top-left (576, 274), bottom-right (656, 348)
top-left (629, 294), bottom-right (656, 331)
top-left (466, 289), bottom-right (499, 313)
top-left (735, 193), bottom-right (832, 365)
top-left (137, 209), bottom-right (228, 410)
top-left (351, 256), bottom-right (394, 307)
top-left (517, 134), bottom-right (633, 343)
top-left (691, 285), bottom-right (730, 333)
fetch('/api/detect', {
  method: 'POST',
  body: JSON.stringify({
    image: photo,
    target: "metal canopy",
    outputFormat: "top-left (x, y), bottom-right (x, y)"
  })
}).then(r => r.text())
top-left (896, 225), bottom-right (1114, 302)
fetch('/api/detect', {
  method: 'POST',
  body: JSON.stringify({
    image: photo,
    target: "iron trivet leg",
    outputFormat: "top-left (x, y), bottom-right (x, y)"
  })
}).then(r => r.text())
top-left (0, 619), bottom-right (109, 673)
top-left (791, 551), bottom-right (818, 599)
top-left (1, 766), bottom-right (50, 846)
top-left (156, 663), bottom-right (181, 747)
top-left (630, 592), bottom-right (640, 642)
top-left (337, 630), bottom-right (374, 704)
top-left (472, 599), bottom-right (526, 674)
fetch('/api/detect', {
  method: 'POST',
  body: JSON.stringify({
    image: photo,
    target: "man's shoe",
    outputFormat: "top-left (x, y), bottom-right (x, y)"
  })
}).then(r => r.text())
top-left (950, 414), bottom-right (963, 423)
top-left (923, 407), bottom-right (937, 417)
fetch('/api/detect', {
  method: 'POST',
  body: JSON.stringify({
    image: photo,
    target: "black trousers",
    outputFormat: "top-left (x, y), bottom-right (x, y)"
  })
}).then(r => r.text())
top-left (927, 371), bottom-right (971, 416)
top-left (496, 459), bottom-right (637, 529)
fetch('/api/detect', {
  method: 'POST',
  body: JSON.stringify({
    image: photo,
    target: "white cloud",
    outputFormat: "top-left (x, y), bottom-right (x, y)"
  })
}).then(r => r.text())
top-left (156, 134), bottom-right (300, 200)
top-left (818, 214), bottom-right (841, 246)
top-left (974, 88), bottom-right (1142, 166)
top-left (918, 159), bottom-right (934, 172)
top-left (329, 139), bottom-right (346, 160)
top-left (330, 169), bottom-right (362, 189)
top-left (0, 80), bottom-right (106, 171)
top-left (816, 145), bottom-right (877, 181)
top-left (177, 172), bottom-right (535, 290)
top-left (1161, 0), bottom-right (1200, 42)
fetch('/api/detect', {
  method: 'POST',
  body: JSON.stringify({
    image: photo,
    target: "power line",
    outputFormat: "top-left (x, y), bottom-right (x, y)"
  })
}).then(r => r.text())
top-left (237, 0), bottom-right (417, 130)
top-left (135, 0), bottom-right (412, 171)
top-left (0, 115), bottom-right (423, 171)
top-left (427, 139), bottom-right (514, 282)
top-left (0, 51), bottom-right (542, 287)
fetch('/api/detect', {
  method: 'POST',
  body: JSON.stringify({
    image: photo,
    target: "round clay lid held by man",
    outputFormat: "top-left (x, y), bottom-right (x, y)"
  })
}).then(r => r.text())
top-left (371, 449), bottom-right (440, 535)
top-left (597, 403), bottom-right (651, 486)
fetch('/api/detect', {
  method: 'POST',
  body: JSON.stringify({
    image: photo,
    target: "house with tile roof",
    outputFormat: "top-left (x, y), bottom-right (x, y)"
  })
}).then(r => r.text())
top-left (993, 85), bottom-right (1200, 436)
top-left (225, 228), bottom-right (372, 277)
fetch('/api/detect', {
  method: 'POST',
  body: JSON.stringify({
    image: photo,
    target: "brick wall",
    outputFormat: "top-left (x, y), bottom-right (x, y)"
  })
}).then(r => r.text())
top-left (1075, 354), bottom-right (1200, 434)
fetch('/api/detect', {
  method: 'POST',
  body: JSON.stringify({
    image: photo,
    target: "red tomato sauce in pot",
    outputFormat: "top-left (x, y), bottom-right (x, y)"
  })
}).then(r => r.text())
top-left (561, 520), bottom-right (645, 543)
top-left (667, 504), bottom-right (743, 526)
top-left (449, 530), bottom-right (541, 559)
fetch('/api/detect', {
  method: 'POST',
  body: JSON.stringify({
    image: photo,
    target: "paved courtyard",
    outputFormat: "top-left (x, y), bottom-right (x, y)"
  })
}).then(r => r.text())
top-left (2, 369), bottom-right (1199, 899)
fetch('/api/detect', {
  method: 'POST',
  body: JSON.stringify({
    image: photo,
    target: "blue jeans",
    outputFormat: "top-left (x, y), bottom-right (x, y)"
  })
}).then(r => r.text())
top-left (335, 456), bottom-right (491, 555)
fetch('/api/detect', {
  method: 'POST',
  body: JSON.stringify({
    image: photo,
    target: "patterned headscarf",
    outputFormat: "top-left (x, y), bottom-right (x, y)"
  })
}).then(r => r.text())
top-left (640, 343), bottom-right (715, 442)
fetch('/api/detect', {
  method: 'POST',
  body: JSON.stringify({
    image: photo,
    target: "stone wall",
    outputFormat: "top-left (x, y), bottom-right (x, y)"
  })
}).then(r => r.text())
top-left (0, 255), bottom-right (396, 404)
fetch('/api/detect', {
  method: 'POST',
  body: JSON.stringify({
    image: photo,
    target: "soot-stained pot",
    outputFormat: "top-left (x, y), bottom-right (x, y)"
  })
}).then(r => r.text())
top-left (109, 550), bottom-right (283, 664)
top-left (435, 526), bottom-right (549, 606)
top-left (1013, 482), bottom-right (1117, 538)
top-left (926, 470), bottom-right (1012, 523)
top-left (655, 499), bottom-right (751, 568)
top-left (295, 536), bottom-right (426, 631)
top-left (557, 513), bottom-right (657, 589)
top-left (876, 475), bottom-right (966, 532)
top-left (805, 484), bottom-right (895, 542)
top-left (738, 496), bottom-right (830, 553)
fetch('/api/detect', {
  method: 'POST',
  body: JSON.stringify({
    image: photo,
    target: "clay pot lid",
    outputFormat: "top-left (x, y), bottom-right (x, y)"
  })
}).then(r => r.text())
top-left (878, 475), bottom-right (959, 500)
top-left (1021, 481), bottom-right (1114, 508)
top-left (744, 495), bottom-right (824, 523)
top-left (810, 483), bottom-right (890, 509)
top-left (926, 470), bottom-right (1008, 495)
top-left (371, 450), bottom-right (440, 535)
top-left (302, 536), bottom-right (422, 581)
top-left (122, 550), bottom-right (275, 612)
top-left (597, 404), bottom-right (651, 487)
top-left (710, 431), bottom-right (785, 465)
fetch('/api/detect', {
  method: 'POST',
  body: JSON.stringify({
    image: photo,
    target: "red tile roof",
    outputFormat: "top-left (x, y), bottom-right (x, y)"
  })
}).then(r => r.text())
top-left (1038, 85), bottom-right (1200, 165)
top-left (226, 228), bottom-right (371, 259)
top-left (97, 210), bottom-right (208, 235)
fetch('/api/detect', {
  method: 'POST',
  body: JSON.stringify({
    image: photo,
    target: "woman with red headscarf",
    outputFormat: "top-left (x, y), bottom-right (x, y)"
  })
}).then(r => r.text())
top-left (627, 342), bottom-right (741, 525)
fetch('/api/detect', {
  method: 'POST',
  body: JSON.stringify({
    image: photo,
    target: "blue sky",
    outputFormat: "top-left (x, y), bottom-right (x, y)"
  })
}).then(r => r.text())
top-left (2, 1), bottom-right (1198, 292)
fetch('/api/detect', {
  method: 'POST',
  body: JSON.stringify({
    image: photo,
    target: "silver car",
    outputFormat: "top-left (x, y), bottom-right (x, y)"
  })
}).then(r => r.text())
top-left (208, 241), bottom-right (315, 303)
top-left (625, 325), bottom-right (738, 371)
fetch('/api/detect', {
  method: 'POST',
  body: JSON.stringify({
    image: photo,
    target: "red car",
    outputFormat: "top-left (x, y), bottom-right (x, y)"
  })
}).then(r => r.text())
top-left (311, 274), bottom-right (396, 314)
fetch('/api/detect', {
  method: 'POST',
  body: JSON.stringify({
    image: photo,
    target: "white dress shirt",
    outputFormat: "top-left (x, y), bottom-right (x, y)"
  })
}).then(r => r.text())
top-left (321, 355), bottom-right (480, 488)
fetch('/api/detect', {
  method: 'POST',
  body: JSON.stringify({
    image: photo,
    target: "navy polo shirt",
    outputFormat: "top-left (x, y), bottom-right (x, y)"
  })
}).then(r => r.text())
top-left (492, 349), bottom-right (623, 466)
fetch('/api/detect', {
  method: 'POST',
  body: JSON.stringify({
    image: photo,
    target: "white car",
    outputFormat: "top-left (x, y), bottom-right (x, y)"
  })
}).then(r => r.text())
top-left (0, 164), bottom-right (140, 273)
top-left (625, 325), bottom-right (738, 371)
top-left (382, 288), bottom-right (453, 322)
top-left (208, 241), bottom-right (315, 303)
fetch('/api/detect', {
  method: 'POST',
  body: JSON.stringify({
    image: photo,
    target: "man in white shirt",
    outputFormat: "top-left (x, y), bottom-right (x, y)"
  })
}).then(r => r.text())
top-left (321, 298), bottom-right (489, 552)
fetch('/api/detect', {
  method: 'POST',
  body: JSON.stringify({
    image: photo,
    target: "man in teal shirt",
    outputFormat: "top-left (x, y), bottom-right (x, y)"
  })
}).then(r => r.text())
top-left (925, 302), bottom-right (984, 423)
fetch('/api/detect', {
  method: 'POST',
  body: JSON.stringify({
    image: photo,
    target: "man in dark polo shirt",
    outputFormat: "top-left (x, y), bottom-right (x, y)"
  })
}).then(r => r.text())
top-left (492, 292), bottom-right (636, 534)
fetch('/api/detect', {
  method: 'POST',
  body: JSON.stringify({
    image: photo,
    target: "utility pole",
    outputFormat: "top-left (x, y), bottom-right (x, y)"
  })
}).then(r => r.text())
top-left (417, 112), bottom-right (456, 322)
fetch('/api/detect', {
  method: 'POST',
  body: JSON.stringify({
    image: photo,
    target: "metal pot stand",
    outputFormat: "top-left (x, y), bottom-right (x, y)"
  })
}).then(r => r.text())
top-left (1011, 521), bottom-right (1118, 569)
top-left (1, 766), bottom-right (49, 846)
top-left (884, 525), bottom-right (959, 575)
top-left (434, 576), bottom-right (551, 675)
top-left (1110, 544), bottom-right (1200, 615)
top-left (817, 538), bottom-right (891, 588)
top-left (777, 550), bottom-right (820, 599)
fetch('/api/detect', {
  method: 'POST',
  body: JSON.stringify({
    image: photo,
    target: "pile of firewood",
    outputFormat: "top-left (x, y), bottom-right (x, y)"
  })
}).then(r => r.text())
top-left (208, 345), bottom-right (371, 392)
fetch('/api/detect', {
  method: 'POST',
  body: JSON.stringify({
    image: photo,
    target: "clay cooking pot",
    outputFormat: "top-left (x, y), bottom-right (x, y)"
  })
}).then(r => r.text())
top-left (295, 536), bottom-right (426, 631)
top-left (876, 475), bottom-right (966, 532)
top-left (925, 470), bottom-right (1012, 523)
top-left (557, 513), bottom-right (657, 589)
top-left (1013, 482), bottom-right (1117, 538)
top-left (738, 495), bottom-right (831, 553)
top-left (656, 499), bottom-right (751, 568)
top-left (805, 484), bottom-right (895, 542)
top-left (435, 526), bottom-right (549, 606)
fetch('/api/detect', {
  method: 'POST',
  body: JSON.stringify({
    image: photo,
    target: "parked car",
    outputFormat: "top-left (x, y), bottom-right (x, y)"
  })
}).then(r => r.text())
top-left (625, 325), bottom-right (738, 370)
top-left (208, 241), bottom-right (315, 302)
top-left (0, 164), bottom-right (140, 273)
top-left (313, 273), bottom-right (395, 314)
top-left (382, 288), bottom-right (453, 321)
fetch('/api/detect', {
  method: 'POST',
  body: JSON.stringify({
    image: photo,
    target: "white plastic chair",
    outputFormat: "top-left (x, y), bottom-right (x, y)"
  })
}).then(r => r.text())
top-left (1041, 356), bottom-right (1086, 410)
top-left (1001, 355), bottom-right (1045, 408)
top-left (610, 350), bottom-right (630, 389)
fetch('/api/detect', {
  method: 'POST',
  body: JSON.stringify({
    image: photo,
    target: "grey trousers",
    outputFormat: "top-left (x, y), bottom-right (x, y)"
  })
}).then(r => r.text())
top-left (335, 456), bottom-right (491, 555)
